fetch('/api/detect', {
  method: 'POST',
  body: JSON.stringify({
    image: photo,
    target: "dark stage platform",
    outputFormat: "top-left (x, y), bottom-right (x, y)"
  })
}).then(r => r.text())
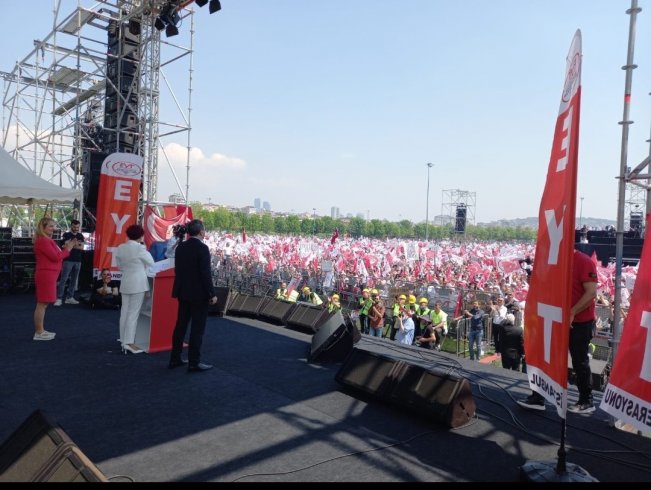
top-left (2, 293), bottom-right (650, 482)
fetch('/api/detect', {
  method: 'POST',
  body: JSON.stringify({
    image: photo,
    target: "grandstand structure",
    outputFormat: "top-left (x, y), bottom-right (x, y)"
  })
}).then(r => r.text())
top-left (0, 0), bottom-right (199, 231)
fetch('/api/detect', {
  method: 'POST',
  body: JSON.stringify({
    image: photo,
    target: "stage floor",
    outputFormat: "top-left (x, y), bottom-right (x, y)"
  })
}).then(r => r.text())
top-left (2, 293), bottom-right (650, 482)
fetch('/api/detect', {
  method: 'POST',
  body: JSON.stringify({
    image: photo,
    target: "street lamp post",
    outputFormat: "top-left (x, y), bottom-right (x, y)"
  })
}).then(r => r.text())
top-left (425, 163), bottom-right (434, 241)
top-left (579, 196), bottom-right (584, 227)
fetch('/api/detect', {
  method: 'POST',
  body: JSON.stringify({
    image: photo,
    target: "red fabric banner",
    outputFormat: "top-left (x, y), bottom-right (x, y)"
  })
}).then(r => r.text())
top-left (523, 30), bottom-right (582, 418)
top-left (143, 205), bottom-right (192, 249)
top-left (92, 153), bottom-right (144, 279)
top-left (599, 213), bottom-right (651, 434)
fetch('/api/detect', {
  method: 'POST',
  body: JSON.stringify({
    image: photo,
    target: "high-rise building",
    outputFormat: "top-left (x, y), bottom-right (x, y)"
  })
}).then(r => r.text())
top-left (331, 206), bottom-right (340, 219)
top-left (262, 201), bottom-right (271, 212)
top-left (254, 198), bottom-right (261, 210)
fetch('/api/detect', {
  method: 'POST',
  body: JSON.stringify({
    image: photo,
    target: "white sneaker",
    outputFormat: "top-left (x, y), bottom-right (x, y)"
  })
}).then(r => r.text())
top-left (54, 299), bottom-right (62, 306)
top-left (65, 298), bottom-right (79, 305)
top-left (34, 331), bottom-right (56, 341)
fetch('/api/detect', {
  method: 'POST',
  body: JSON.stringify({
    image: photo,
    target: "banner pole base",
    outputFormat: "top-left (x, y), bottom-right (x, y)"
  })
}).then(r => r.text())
top-left (520, 461), bottom-right (598, 482)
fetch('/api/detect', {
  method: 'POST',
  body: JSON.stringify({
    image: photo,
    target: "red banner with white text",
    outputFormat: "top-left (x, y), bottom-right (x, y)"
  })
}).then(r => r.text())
top-left (92, 153), bottom-right (144, 280)
top-left (599, 213), bottom-right (651, 435)
top-left (524, 30), bottom-right (582, 418)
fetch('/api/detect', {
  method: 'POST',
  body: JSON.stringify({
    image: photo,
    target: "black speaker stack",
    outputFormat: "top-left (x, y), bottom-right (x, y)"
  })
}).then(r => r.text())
top-left (310, 311), bottom-right (361, 362)
top-left (258, 298), bottom-right (297, 325)
top-left (207, 287), bottom-right (236, 316)
top-left (103, 18), bottom-right (140, 156)
top-left (455, 205), bottom-right (467, 234)
top-left (285, 302), bottom-right (329, 333)
top-left (336, 349), bottom-right (476, 428)
top-left (0, 410), bottom-right (108, 482)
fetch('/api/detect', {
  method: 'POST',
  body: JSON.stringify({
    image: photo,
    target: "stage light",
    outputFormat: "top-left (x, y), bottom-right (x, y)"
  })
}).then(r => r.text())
top-left (195, 0), bottom-right (209, 7)
top-left (209, 0), bottom-right (221, 14)
top-left (166, 24), bottom-right (179, 37)
top-left (154, 17), bottom-right (165, 31)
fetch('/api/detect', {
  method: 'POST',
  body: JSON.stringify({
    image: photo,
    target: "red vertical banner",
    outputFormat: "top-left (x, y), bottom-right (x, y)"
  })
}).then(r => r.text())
top-left (599, 213), bottom-right (651, 434)
top-left (524, 30), bottom-right (582, 418)
top-left (92, 152), bottom-right (144, 280)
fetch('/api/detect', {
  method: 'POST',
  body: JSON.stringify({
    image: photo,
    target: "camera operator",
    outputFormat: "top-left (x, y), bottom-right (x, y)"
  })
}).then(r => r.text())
top-left (165, 223), bottom-right (187, 259)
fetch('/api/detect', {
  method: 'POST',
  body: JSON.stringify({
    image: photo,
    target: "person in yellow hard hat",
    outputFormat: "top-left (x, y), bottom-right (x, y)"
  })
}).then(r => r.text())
top-left (414, 297), bottom-right (431, 341)
top-left (390, 294), bottom-right (408, 341)
top-left (358, 288), bottom-right (373, 334)
top-left (328, 293), bottom-right (342, 313)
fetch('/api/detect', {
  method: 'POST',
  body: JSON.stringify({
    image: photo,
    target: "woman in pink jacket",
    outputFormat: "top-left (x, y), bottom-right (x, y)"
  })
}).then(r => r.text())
top-left (33, 217), bottom-right (75, 341)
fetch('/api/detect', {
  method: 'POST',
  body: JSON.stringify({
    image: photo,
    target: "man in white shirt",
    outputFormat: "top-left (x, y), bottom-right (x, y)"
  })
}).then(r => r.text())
top-left (490, 297), bottom-right (507, 354)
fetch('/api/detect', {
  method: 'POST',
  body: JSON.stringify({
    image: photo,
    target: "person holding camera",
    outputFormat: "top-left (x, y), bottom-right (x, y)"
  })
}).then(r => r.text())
top-left (165, 224), bottom-right (186, 259)
top-left (90, 268), bottom-right (120, 310)
top-left (115, 224), bottom-right (155, 354)
top-left (367, 289), bottom-right (385, 337)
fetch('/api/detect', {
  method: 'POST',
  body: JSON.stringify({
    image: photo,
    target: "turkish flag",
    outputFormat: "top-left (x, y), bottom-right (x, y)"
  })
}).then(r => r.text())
top-left (330, 228), bottom-right (339, 245)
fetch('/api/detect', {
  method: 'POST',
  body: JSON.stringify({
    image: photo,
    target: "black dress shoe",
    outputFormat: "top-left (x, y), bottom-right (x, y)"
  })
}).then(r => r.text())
top-left (187, 362), bottom-right (213, 372)
top-left (168, 359), bottom-right (188, 369)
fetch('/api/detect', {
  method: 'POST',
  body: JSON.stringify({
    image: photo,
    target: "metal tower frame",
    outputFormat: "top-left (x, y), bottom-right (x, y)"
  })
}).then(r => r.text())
top-left (440, 189), bottom-right (476, 227)
top-left (0, 0), bottom-right (195, 231)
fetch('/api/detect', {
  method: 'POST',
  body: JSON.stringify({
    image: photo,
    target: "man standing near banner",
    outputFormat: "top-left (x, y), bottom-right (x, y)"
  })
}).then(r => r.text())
top-left (54, 220), bottom-right (84, 306)
top-left (518, 248), bottom-right (598, 413)
top-left (169, 219), bottom-right (217, 372)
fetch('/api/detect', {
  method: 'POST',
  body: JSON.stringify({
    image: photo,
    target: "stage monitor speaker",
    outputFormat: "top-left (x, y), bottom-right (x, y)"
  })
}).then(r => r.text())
top-left (82, 151), bottom-right (107, 211)
top-left (258, 298), bottom-right (297, 325)
top-left (286, 303), bottom-right (329, 333)
top-left (567, 354), bottom-right (610, 392)
top-left (237, 295), bottom-right (268, 318)
top-left (310, 311), bottom-right (361, 362)
top-left (208, 286), bottom-right (233, 316)
top-left (454, 206), bottom-right (467, 234)
top-left (226, 292), bottom-right (247, 315)
top-left (336, 349), bottom-right (476, 428)
top-left (0, 409), bottom-right (108, 482)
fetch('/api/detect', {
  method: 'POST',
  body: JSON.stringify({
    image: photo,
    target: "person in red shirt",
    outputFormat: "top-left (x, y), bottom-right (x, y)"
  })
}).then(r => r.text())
top-left (517, 248), bottom-right (598, 413)
top-left (32, 217), bottom-right (76, 341)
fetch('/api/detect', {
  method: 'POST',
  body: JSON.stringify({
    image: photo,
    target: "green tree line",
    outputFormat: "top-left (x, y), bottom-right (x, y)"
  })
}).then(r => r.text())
top-left (192, 205), bottom-right (537, 241)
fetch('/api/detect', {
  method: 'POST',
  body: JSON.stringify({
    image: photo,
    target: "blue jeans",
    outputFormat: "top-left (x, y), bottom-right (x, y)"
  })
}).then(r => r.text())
top-left (468, 329), bottom-right (483, 360)
top-left (57, 260), bottom-right (81, 300)
top-left (368, 326), bottom-right (383, 337)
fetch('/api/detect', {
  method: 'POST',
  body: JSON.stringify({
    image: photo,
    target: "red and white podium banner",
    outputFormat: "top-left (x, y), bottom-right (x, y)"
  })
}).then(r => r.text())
top-left (92, 152), bottom-right (144, 280)
top-left (600, 213), bottom-right (651, 435)
top-left (143, 204), bottom-right (192, 249)
top-left (524, 30), bottom-right (582, 418)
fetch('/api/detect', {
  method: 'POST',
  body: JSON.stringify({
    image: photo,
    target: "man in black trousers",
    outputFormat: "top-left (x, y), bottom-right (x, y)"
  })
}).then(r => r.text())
top-left (168, 219), bottom-right (217, 372)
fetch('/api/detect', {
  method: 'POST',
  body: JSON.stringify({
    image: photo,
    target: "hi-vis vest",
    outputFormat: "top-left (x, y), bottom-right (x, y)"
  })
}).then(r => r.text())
top-left (359, 297), bottom-right (372, 315)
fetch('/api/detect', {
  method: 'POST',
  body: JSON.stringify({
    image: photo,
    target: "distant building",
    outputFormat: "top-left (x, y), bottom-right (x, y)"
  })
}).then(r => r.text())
top-left (331, 206), bottom-right (340, 219)
top-left (241, 206), bottom-right (257, 215)
top-left (254, 198), bottom-right (261, 210)
top-left (168, 193), bottom-right (184, 204)
top-left (356, 212), bottom-right (365, 220)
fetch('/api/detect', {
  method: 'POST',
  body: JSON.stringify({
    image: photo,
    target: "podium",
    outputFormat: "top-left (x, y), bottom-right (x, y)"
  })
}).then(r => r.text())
top-left (134, 265), bottom-right (178, 353)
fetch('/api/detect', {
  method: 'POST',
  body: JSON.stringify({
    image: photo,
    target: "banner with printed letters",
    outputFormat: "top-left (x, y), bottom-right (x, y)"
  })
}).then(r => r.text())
top-left (599, 213), bottom-right (651, 435)
top-left (92, 152), bottom-right (144, 280)
top-left (523, 30), bottom-right (582, 418)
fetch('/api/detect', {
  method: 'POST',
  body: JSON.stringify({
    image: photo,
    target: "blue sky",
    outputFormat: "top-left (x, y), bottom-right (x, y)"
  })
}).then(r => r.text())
top-left (1, 0), bottom-right (651, 224)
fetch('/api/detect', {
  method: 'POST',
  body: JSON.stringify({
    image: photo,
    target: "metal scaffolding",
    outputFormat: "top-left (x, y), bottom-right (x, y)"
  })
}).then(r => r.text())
top-left (440, 189), bottom-right (476, 228)
top-left (0, 0), bottom-right (195, 230)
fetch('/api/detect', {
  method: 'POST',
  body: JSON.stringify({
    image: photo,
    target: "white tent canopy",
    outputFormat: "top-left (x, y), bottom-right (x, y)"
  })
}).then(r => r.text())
top-left (0, 146), bottom-right (80, 204)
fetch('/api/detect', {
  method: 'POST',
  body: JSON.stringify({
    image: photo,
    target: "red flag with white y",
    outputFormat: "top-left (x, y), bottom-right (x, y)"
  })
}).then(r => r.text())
top-left (330, 227), bottom-right (339, 245)
top-left (242, 228), bottom-right (247, 243)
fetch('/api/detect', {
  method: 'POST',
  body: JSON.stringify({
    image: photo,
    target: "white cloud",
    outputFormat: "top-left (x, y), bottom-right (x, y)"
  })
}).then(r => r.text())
top-left (161, 142), bottom-right (246, 171)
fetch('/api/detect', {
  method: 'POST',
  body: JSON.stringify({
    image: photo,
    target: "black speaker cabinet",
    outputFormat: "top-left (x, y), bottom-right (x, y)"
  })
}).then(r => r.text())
top-left (226, 292), bottom-right (247, 315)
top-left (310, 311), bottom-right (361, 362)
top-left (286, 303), bottom-right (329, 333)
top-left (567, 355), bottom-right (610, 392)
top-left (239, 295), bottom-right (269, 318)
top-left (258, 298), bottom-right (297, 325)
top-left (336, 349), bottom-right (476, 428)
top-left (0, 410), bottom-right (108, 482)
top-left (208, 287), bottom-right (233, 316)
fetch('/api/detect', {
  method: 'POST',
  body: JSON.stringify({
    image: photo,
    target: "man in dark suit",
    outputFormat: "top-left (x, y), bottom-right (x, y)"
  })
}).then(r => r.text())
top-left (168, 219), bottom-right (217, 372)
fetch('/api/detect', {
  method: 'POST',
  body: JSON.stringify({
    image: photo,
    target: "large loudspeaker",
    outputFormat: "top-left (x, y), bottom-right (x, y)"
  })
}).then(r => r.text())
top-left (227, 292), bottom-right (247, 315)
top-left (630, 212), bottom-right (643, 231)
top-left (454, 205), bottom-right (467, 234)
top-left (310, 311), bottom-right (361, 362)
top-left (0, 410), bottom-right (107, 482)
top-left (336, 349), bottom-right (476, 428)
top-left (286, 303), bottom-right (329, 333)
top-left (208, 286), bottom-right (233, 316)
top-left (258, 298), bottom-right (297, 325)
top-left (234, 295), bottom-right (269, 318)
top-left (82, 151), bottom-right (107, 211)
